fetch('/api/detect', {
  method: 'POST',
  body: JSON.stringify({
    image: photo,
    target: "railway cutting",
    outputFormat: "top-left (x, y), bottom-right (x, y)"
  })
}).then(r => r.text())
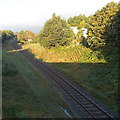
top-left (12, 41), bottom-right (118, 119)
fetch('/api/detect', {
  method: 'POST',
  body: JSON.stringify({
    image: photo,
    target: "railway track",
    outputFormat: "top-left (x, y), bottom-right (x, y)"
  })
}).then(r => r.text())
top-left (12, 41), bottom-right (117, 119)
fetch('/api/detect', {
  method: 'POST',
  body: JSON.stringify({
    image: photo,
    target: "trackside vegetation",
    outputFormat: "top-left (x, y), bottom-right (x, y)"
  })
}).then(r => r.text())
top-left (37, 13), bottom-right (74, 48)
top-left (2, 40), bottom-right (74, 118)
top-left (2, 1), bottom-right (119, 117)
top-left (0, 30), bottom-right (15, 43)
top-left (22, 41), bottom-right (118, 112)
top-left (19, 1), bottom-right (119, 113)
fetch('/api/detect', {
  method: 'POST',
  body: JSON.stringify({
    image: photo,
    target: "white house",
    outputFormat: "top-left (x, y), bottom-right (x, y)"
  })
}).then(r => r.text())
top-left (70, 27), bottom-right (79, 35)
top-left (82, 28), bottom-right (88, 38)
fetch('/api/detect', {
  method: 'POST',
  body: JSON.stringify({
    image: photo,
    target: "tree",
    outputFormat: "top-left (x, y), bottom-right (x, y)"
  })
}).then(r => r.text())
top-left (87, 2), bottom-right (119, 49)
top-left (38, 13), bottom-right (74, 48)
top-left (17, 30), bottom-right (35, 43)
top-left (104, 9), bottom-right (120, 46)
top-left (1, 30), bottom-right (15, 43)
top-left (77, 20), bottom-right (86, 39)
top-left (67, 14), bottom-right (88, 27)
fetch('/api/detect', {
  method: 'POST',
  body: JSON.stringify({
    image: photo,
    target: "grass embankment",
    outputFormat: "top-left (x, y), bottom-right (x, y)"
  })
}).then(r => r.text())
top-left (2, 40), bottom-right (74, 118)
top-left (22, 43), bottom-right (118, 112)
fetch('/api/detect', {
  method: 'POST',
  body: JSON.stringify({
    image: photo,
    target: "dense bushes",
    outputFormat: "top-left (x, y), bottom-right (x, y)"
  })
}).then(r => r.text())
top-left (1, 30), bottom-right (15, 43)
top-left (67, 15), bottom-right (88, 27)
top-left (87, 2), bottom-right (119, 49)
top-left (17, 30), bottom-right (36, 44)
top-left (21, 1), bottom-right (119, 113)
top-left (37, 13), bottom-right (74, 48)
top-left (22, 43), bottom-right (106, 63)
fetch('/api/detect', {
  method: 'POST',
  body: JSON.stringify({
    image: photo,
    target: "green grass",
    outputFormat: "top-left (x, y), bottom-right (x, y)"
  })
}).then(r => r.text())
top-left (48, 62), bottom-right (118, 111)
top-left (22, 43), bottom-right (106, 63)
top-left (47, 47), bottom-right (118, 113)
top-left (22, 42), bottom-right (118, 113)
top-left (2, 40), bottom-right (74, 118)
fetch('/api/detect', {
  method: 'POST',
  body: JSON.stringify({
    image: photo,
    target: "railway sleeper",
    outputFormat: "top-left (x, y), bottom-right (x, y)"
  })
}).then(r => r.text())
top-left (86, 106), bottom-right (99, 111)
top-left (68, 91), bottom-right (80, 95)
top-left (91, 112), bottom-right (109, 118)
top-left (72, 94), bottom-right (83, 96)
top-left (90, 110), bottom-right (103, 115)
top-left (76, 106), bottom-right (94, 115)
top-left (57, 83), bottom-right (72, 90)
top-left (58, 84), bottom-right (67, 88)
top-left (75, 96), bottom-right (87, 101)
top-left (83, 104), bottom-right (94, 107)
top-left (94, 115), bottom-right (109, 118)
top-left (81, 101), bottom-right (91, 105)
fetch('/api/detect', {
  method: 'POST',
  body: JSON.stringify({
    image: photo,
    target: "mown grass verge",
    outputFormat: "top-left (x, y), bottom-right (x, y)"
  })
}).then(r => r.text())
top-left (2, 40), bottom-right (74, 118)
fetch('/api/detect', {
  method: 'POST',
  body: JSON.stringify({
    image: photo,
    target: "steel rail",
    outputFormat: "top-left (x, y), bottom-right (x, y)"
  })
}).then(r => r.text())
top-left (12, 42), bottom-right (116, 119)
top-left (23, 51), bottom-right (114, 119)
top-left (39, 60), bottom-right (115, 119)
top-left (30, 56), bottom-right (96, 118)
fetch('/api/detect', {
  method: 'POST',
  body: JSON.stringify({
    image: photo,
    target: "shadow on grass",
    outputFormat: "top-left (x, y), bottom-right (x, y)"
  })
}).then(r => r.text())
top-left (10, 41), bottom-right (119, 114)
top-left (3, 10), bottom-right (119, 116)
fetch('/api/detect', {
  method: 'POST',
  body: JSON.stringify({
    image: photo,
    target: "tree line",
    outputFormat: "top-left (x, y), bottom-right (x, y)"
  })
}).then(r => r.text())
top-left (31, 1), bottom-right (119, 50)
top-left (3, 1), bottom-right (119, 51)
top-left (17, 30), bottom-right (36, 44)
top-left (1, 30), bottom-right (16, 43)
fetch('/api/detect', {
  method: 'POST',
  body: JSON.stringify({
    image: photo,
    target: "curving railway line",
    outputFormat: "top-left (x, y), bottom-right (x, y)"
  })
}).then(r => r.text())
top-left (12, 41), bottom-right (118, 119)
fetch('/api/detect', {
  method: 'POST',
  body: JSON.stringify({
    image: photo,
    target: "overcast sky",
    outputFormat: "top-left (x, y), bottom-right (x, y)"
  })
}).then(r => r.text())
top-left (0, 0), bottom-right (119, 33)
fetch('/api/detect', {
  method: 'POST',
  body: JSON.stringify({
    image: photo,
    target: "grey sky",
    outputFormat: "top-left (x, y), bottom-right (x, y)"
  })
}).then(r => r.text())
top-left (0, 0), bottom-right (119, 33)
